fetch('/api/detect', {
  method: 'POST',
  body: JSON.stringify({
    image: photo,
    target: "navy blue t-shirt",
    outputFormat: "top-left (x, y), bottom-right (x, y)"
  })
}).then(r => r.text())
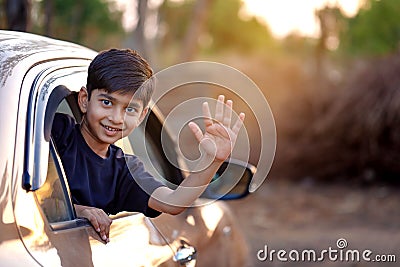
top-left (51, 113), bottom-right (164, 217)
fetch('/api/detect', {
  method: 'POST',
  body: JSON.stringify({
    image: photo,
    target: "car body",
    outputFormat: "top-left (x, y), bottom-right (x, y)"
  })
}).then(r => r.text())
top-left (0, 30), bottom-right (255, 266)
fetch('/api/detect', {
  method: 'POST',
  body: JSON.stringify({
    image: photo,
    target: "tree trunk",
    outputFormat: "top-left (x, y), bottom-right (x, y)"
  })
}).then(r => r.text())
top-left (43, 0), bottom-right (53, 37)
top-left (5, 0), bottom-right (30, 31)
top-left (133, 0), bottom-right (149, 59)
top-left (180, 0), bottom-right (213, 62)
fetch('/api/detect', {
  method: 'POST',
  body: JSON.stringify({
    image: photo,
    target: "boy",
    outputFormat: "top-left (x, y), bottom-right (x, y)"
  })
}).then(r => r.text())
top-left (52, 48), bottom-right (245, 243)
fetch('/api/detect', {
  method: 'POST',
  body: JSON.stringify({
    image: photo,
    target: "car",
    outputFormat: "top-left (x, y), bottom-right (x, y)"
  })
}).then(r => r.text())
top-left (0, 30), bottom-right (256, 267)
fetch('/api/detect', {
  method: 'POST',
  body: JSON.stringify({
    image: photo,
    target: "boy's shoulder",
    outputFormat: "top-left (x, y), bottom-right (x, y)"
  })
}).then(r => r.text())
top-left (53, 112), bottom-right (76, 128)
top-left (109, 143), bottom-right (126, 159)
top-left (52, 112), bottom-right (77, 144)
top-left (109, 143), bottom-right (139, 166)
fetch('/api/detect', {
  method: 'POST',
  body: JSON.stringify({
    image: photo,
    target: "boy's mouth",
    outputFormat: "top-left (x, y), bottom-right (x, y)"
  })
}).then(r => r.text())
top-left (101, 123), bottom-right (122, 132)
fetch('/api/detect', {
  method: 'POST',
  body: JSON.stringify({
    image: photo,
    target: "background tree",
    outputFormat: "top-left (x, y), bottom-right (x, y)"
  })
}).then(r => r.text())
top-left (180, 0), bottom-right (213, 61)
top-left (132, 0), bottom-right (148, 59)
top-left (206, 0), bottom-right (274, 53)
top-left (43, 0), bottom-right (53, 36)
top-left (4, 0), bottom-right (30, 31)
top-left (157, 0), bottom-right (274, 64)
top-left (339, 0), bottom-right (400, 57)
top-left (314, 5), bottom-right (342, 79)
top-left (36, 0), bottom-right (124, 50)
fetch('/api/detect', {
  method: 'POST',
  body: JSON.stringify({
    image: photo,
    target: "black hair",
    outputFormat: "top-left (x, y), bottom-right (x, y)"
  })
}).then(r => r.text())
top-left (86, 48), bottom-right (154, 107)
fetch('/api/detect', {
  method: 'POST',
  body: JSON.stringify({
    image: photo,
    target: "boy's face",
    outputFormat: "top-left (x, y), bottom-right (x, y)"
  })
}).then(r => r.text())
top-left (78, 87), bottom-right (148, 152)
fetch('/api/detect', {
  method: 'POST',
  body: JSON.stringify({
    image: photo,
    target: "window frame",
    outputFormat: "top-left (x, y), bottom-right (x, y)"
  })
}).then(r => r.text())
top-left (22, 64), bottom-right (94, 231)
top-left (33, 138), bottom-right (75, 223)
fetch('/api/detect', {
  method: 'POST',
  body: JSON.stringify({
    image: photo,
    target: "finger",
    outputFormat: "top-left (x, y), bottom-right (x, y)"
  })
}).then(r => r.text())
top-left (88, 215), bottom-right (101, 233)
top-left (98, 218), bottom-right (106, 240)
top-left (202, 102), bottom-right (213, 127)
top-left (188, 122), bottom-right (203, 142)
top-left (105, 222), bottom-right (111, 242)
top-left (232, 112), bottom-right (245, 135)
top-left (98, 211), bottom-right (111, 242)
top-left (100, 229), bottom-right (107, 242)
top-left (223, 100), bottom-right (233, 127)
top-left (216, 123), bottom-right (231, 139)
top-left (104, 215), bottom-right (112, 240)
top-left (214, 95), bottom-right (225, 122)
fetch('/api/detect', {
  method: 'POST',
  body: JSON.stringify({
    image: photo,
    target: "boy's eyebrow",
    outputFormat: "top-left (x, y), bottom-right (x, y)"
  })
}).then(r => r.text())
top-left (98, 93), bottom-right (117, 102)
top-left (127, 101), bottom-right (142, 108)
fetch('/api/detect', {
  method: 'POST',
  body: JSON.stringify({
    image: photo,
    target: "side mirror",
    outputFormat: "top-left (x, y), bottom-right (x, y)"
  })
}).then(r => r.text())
top-left (201, 159), bottom-right (256, 200)
top-left (173, 240), bottom-right (197, 265)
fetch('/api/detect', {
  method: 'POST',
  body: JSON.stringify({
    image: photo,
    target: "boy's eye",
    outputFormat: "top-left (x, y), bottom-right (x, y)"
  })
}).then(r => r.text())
top-left (126, 107), bottom-right (137, 113)
top-left (102, 99), bottom-right (112, 106)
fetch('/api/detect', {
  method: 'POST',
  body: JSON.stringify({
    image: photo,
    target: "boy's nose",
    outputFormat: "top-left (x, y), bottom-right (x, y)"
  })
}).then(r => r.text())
top-left (109, 109), bottom-right (124, 124)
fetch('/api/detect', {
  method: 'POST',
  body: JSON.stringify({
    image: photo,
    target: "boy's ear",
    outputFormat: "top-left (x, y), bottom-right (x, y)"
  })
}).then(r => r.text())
top-left (138, 107), bottom-right (149, 124)
top-left (78, 86), bottom-right (89, 113)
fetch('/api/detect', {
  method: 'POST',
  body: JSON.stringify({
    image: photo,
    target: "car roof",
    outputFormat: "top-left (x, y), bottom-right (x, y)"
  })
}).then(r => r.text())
top-left (0, 30), bottom-right (94, 57)
top-left (0, 31), bottom-right (96, 163)
top-left (0, 30), bottom-right (96, 87)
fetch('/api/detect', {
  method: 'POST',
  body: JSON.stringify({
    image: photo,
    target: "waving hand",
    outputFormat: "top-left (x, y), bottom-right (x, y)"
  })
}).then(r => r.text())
top-left (188, 95), bottom-right (245, 162)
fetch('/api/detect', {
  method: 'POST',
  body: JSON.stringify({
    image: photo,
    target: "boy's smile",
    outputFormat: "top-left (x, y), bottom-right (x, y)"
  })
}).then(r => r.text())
top-left (101, 123), bottom-right (123, 134)
top-left (78, 87), bottom-right (148, 158)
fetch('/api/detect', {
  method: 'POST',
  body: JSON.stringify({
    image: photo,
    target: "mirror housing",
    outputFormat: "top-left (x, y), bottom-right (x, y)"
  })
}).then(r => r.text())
top-left (201, 159), bottom-right (256, 200)
top-left (173, 240), bottom-right (197, 265)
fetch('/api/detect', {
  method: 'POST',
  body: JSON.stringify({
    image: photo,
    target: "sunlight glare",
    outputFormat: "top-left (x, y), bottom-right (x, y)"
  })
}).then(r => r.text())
top-left (241, 0), bottom-right (363, 38)
top-left (114, 0), bottom-right (363, 39)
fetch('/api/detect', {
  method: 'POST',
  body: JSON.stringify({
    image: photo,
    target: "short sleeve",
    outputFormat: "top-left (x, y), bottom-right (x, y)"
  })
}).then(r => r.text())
top-left (115, 155), bottom-right (165, 217)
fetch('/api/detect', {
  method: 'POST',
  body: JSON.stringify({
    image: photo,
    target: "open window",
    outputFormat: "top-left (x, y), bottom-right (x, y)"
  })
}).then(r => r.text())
top-left (127, 108), bottom-right (184, 189)
top-left (32, 85), bottom-right (90, 230)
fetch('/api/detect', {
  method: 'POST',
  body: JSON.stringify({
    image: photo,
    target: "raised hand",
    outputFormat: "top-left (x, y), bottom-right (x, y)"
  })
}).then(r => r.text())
top-left (188, 95), bottom-right (245, 162)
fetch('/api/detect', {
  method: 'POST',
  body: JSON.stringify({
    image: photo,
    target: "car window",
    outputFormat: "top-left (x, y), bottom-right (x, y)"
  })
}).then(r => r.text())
top-left (128, 114), bottom-right (183, 188)
top-left (56, 98), bottom-right (74, 116)
top-left (53, 95), bottom-right (183, 198)
top-left (34, 88), bottom-right (78, 225)
top-left (35, 142), bottom-right (74, 223)
top-left (128, 125), bottom-right (169, 185)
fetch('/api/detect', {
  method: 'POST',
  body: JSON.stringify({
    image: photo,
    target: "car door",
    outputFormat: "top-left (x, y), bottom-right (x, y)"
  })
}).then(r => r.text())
top-left (13, 59), bottom-right (178, 267)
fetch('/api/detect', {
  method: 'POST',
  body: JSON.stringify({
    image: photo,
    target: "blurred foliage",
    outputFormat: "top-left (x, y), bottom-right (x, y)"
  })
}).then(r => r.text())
top-left (207, 0), bottom-right (275, 52)
top-left (158, 0), bottom-right (275, 57)
top-left (339, 0), bottom-right (400, 57)
top-left (33, 0), bottom-right (124, 50)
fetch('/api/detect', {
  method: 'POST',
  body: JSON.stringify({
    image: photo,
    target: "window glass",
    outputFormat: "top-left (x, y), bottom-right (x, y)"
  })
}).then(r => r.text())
top-left (56, 98), bottom-right (73, 115)
top-left (127, 113), bottom-right (183, 188)
top-left (128, 125), bottom-right (168, 184)
top-left (35, 147), bottom-right (74, 223)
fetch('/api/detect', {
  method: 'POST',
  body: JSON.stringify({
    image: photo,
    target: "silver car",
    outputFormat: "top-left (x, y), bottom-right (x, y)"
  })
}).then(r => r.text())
top-left (0, 30), bottom-right (255, 266)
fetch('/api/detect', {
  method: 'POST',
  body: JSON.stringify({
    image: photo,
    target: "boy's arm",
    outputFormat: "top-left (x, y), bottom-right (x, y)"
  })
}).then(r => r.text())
top-left (148, 95), bottom-right (245, 215)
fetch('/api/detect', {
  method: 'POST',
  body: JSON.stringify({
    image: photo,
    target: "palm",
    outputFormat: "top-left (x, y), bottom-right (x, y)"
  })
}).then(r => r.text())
top-left (189, 95), bottom-right (245, 162)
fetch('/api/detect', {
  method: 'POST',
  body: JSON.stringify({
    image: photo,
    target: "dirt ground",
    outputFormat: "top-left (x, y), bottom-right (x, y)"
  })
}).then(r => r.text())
top-left (226, 178), bottom-right (400, 267)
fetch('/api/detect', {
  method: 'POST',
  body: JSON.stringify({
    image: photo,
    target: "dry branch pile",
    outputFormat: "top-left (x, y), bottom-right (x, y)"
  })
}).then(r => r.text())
top-left (275, 53), bottom-right (400, 183)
